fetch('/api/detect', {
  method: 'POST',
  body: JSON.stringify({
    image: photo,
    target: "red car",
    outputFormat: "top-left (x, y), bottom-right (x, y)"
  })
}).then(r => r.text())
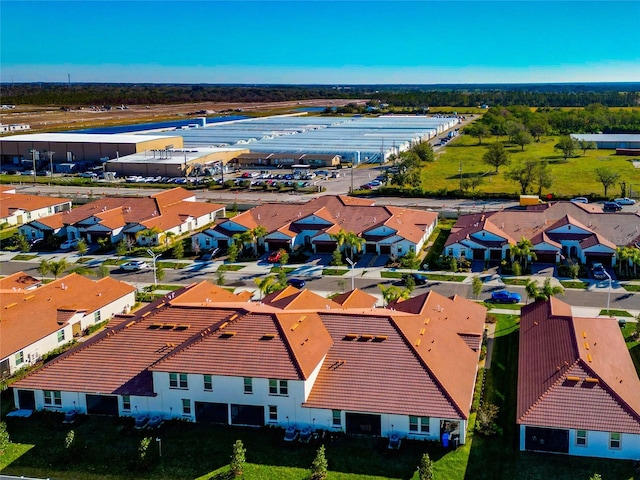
top-left (267, 251), bottom-right (282, 263)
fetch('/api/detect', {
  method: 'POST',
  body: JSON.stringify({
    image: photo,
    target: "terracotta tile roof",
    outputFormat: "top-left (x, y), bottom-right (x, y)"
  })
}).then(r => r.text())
top-left (15, 282), bottom-right (484, 421)
top-left (0, 272), bottom-right (40, 291)
top-left (0, 191), bottom-right (70, 219)
top-left (168, 281), bottom-right (249, 305)
top-left (141, 200), bottom-right (223, 231)
top-left (447, 202), bottom-right (640, 248)
top-left (151, 187), bottom-right (194, 207)
top-left (262, 288), bottom-right (343, 311)
top-left (1, 273), bottom-right (136, 359)
top-left (331, 289), bottom-right (378, 308)
top-left (517, 298), bottom-right (640, 434)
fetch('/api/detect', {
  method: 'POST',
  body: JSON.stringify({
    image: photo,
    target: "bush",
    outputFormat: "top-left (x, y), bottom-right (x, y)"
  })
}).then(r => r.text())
top-left (476, 403), bottom-right (501, 436)
top-left (230, 439), bottom-right (246, 477)
top-left (311, 444), bottom-right (328, 480)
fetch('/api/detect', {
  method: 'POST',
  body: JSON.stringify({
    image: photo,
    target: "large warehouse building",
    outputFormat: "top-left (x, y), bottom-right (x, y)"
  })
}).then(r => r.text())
top-left (105, 147), bottom-right (249, 177)
top-left (570, 134), bottom-right (640, 150)
top-left (156, 115), bottom-right (459, 164)
top-left (0, 133), bottom-right (183, 170)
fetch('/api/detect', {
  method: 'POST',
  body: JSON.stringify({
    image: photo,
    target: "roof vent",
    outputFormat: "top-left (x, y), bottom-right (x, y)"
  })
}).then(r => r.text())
top-left (359, 334), bottom-right (374, 341)
top-left (261, 333), bottom-right (277, 340)
top-left (175, 324), bottom-right (190, 330)
top-left (291, 323), bottom-right (299, 331)
top-left (149, 323), bottom-right (162, 329)
top-left (125, 320), bottom-right (136, 328)
top-left (220, 331), bottom-right (236, 338)
top-left (373, 335), bottom-right (387, 342)
top-left (161, 323), bottom-right (176, 330)
top-left (585, 377), bottom-right (599, 383)
top-left (566, 376), bottom-right (580, 382)
top-left (415, 338), bottom-right (421, 346)
top-left (584, 342), bottom-right (589, 350)
top-left (343, 333), bottom-right (358, 341)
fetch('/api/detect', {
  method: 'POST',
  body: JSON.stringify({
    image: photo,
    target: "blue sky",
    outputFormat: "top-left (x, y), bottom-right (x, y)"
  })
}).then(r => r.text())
top-left (1, 1), bottom-right (639, 84)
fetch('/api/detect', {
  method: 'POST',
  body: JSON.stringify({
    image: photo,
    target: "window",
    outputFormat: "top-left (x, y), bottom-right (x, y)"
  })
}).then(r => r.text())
top-left (269, 379), bottom-right (288, 396)
top-left (182, 399), bottom-right (191, 416)
top-left (244, 377), bottom-right (253, 394)
top-left (448, 248), bottom-right (454, 256)
top-left (332, 410), bottom-right (341, 427)
top-left (15, 351), bottom-right (24, 366)
top-left (268, 405), bottom-right (278, 422)
top-left (576, 430), bottom-right (587, 446)
top-left (57, 330), bottom-right (65, 343)
top-left (409, 416), bottom-right (430, 433)
top-left (44, 390), bottom-right (62, 406)
top-left (122, 395), bottom-right (131, 412)
top-left (397, 246), bottom-right (403, 253)
top-left (609, 432), bottom-right (621, 449)
top-left (203, 374), bottom-right (213, 391)
top-left (94, 311), bottom-right (101, 323)
top-left (169, 372), bottom-right (188, 389)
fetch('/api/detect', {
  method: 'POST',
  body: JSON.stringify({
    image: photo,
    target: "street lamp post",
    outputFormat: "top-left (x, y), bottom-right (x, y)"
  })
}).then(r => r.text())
top-left (147, 248), bottom-right (161, 286)
top-left (346, 257), bottom-right (355, 291)
top-left (603, 269), bottom-right (612, 315)
top-left (156, 437), bottom-right (162, 457)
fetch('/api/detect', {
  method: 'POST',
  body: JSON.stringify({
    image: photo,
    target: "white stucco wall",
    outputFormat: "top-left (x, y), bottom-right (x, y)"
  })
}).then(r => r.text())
top-left (4, 323), bottom-right (74, 376)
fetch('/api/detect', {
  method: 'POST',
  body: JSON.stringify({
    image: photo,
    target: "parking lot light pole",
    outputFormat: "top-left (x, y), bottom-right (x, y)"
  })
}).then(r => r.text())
top-left (147, 248), bottom-right (161, 286)
top-left (603, 269), bottom-right (612, 315)
top-left (346, 257), bottom-right (355, 291)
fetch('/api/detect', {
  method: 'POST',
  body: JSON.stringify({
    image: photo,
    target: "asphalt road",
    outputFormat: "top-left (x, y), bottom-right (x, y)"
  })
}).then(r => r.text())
top-left (4, 258), bottom-right (638, 311)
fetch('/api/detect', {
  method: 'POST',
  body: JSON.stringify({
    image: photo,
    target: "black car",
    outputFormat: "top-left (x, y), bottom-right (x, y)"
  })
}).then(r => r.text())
top-left (287, 278), bottom-right (306, 289)
top-left (403, 273), bottom-right (428, 286)
top-left (603, 201), bottom-right (622, 212)
top-left (201, 248), bottom-right (221, 261)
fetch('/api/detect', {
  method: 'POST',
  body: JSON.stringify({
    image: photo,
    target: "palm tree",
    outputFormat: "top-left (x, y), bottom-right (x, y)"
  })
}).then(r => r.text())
top-left (378, 284), bottom-right (410, 306)
top-left (255, 275), bottom-right (277, 300)
top-left (510, 237), bottom-right (537, 273)
top-left (163, 231), bottom-right (177, 247)
top-left (329, 230), bottom-right (348, 253)
top-left (48, 259), bottom-right (69, 279)
top-left (136, 226), bottom-right (161, 246)
top-left (616, 247), bottom-right (630, 277)
top-left (525, 278), bottom-right (539, 303)
top-left (37, 259), bottom-right (51, 280)
top-left (252, 226), bottom-right (268, 253)
top-left (541, 278), bottom-right (564, 300)
top-left (344, 231), bottom-right (366, 261)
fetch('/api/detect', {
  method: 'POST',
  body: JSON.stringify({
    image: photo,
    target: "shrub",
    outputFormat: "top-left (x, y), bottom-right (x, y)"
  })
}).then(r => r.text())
top-left (64, 430), bottom-right (75, 449)
top-left (230, 439), bottom-right (246, 477)
top-left (311, 444), bottom-right (328, 480)
top-left (0, 421), bottom-right (10, 455)
top-left (138, 436), bottom-right (152, 461)
top-left (476, 403), bottom-right (501, 436)
top-left (417, 453), bottom-right (434, 480)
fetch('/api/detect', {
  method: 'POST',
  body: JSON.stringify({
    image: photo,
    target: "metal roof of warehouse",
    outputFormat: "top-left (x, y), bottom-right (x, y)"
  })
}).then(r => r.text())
top-left (571, 134), bottom-right (640, 142)
top-left (0, 133), bottom-right (178, 143)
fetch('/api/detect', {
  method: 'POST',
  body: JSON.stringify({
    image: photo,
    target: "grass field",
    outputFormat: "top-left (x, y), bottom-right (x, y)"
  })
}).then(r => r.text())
top-left (422, 134), bottom-right (640, 198)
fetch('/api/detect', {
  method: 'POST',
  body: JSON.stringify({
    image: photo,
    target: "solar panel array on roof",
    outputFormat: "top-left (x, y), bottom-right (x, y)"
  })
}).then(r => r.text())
top-left (154, 115), bottom-right (459, 163)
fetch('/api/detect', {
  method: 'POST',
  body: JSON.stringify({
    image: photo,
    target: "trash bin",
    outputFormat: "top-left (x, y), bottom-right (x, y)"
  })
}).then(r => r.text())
top-left (451, 434), bottom-right (460, 449)
top-left (441, 432), bottom-right (449, 448)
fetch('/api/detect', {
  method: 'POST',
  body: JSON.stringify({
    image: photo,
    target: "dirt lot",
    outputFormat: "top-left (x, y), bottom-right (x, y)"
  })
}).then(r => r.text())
top-left (2, 99), bottom-right (366, 132)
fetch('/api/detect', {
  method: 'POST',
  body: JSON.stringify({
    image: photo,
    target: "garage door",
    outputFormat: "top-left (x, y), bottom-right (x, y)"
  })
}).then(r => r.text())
top-left (524, 426), bottom-right (569, 453)
top-left (366, 243), bottom-right (377, 253)
top-left (380, 245), bottom-right (391, 255)
top-left (535, 253), bottom-right (557, 263)
top-left (315, 242), bottom-right (337, 253)
top-left (267, 241), bottom-right (290, 252)
top-left (345, 413), bottom-right (381, 436)
top-left (18, 390), bottom-right (35, 410)
top-left (473, 249), bottom-right (484, 260)
top-left (585, 254), bottom-right (613, 267)
top-left (195, 401), bottom-right (228, 424)
top-left (86, 394), bottom-right (118, 416)
top-left (489, 250), bottom-right (503, 261)
top-left (230, 404), bottom-right (264, 426)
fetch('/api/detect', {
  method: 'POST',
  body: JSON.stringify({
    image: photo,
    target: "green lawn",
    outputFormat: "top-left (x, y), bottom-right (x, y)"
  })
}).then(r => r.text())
top-left (487, 303), bottom-right (521, 311)
top-left (270, 266), bottom-right (296, 274)
top-left (560, 280), bottom-right (588, 289)
top-left (599, 309), bottom-right (634, 317)
top-left (11, 254), bottom-right (38, 261)
top-left (322, 268), bottom-right (347, 276)
top-left (426, 273), bottom-right (466, 282)
top-left (623, 283), bottom-right (640, 292)
top-left (502, 278), bottom-right (529, 286)
top-left (419, 135), bottom-right (640, 198)
top-left (217, 264), bottom-right (245, 272)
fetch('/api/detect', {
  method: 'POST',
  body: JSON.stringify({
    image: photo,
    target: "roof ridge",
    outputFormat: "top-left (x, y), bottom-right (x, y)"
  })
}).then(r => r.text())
top-left (273, 312), bottom-right (306, 380)
top-left (389, 314), bottom-right (468, 419)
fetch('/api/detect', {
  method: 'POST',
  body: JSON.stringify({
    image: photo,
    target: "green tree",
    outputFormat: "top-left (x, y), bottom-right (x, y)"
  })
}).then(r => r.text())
top-left (578, 140), bottom-right (597, 155)
top-left (594, 167), bottom-right (620, 197)
top-left (461, 174), bottom-right (484, 193)
top-left (0, 421), bottom-right (10, 455)
top-left (412, 142), bottom-right (435, 162)
top-left (417, 453), bottom-right (434, 480)
top-left (510, 237), bottom-right (537, 273)
top-left (541, 277), bottom-right (564, 300)
top-left (505, 158), bottom-right (538, 195)
top-left (16, 234), bottom-right (30, 253)
top-left (37, 258), bottom-right (51, 280)
top-left (331, 248), bottom-right (343, 266)
top-left (215, 271), bottom-right (226, 286)
top-left (504, 120), bottom-right (525, 143)
top-left (466, 122), bottom-right (490, 145)
top-left (400, 250), bottom-right (420, 270)
top-left (311, 444), bottom-right (328, 480)
top-left (255, 275), bottom-right (278, 299)
top-left (48, 258), bottom-right (69, 279)
top-left (482, 143), bottom-right (510, 173)
top-left (171, 240), bottom-right (184, 260)
top-left (390, 151), bottom-right (422, 188)
top-left (97, 263), bottom-right (109, 279)
top-left (155, 263), bottom-right (165, 283)
top-left (589, 474), bottom-right (602, 480)
top-left (525, 279), bottom-right (539, 303)
top-left (230, 439), bottom-right (246, 477)
top-left (555, 136), bottom-right (578, 160)
top-left (97, 237), bottom-right (111, 252)
top-left (404, 273), bottom-right (416, 293)
top-left (476, 403), bottom-right (500, 436)
top-left (227, 237), bottom-right (240, 263)
top-left (379, 284), bottom-right (410, 306)
top-left (513, 129), bottom-right (533, 151)
top-left (344, 231), bottom-right (365, 261)
top-left (472, 276), bottom-right (483, 299)
top-left (278, 248), bottom-right (289, 266)
top-left (535, 161), bottom-right (554, 197)
top-left (116, 239), bottom-right (128, 258)
top-left (76, 238), bottom-right (88, 258)
top-left (136, 226), bottom-right (161, 245)
top-left (528, 118), bottom-right (548, 141)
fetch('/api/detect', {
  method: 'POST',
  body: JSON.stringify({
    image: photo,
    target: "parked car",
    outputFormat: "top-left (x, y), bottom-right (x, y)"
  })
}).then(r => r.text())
top-left (403, 273), bottom-right (428, 286)
top-left (490, 290), bottom-right (522, 304)
top-left (287, 278), bottom-right (306, 289)
top-left (603, 201), bottom-right (622, 212)
top-left (267, 251), bottom-right (282, 263)
top-left (614, 197), bottom-right (636, 205)
top-left (121, 260), bottom-right (149, 271)
top-left (60, 238), bottom-right (81, 250)
top-left (591, 262), bottom-right (608, 280)
top-left (201, 248), bottom-right (221, 261)
top-left (570, 197), bottom-right (589, 204)
top-left (29, 238), bottom-right (44, 248)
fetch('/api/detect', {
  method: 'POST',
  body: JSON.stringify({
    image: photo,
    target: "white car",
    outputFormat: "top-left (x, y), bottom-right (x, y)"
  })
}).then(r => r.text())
top-left (614, 197), bottom-right (636, 205)
top-left (60, 238), bottom-right (80, 250)
top-left (120, 260), bottom-right (149, 271)
top-left (570, 197), bottom-right (588, 204)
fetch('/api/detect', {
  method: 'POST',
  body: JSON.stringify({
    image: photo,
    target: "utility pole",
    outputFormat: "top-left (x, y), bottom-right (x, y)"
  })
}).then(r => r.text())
top-left (30, 149), bottom-right (38, 184)
top-left (459, 161), bottom-right (463, 194)
top-left (45, 150), bottom-right (55, 185)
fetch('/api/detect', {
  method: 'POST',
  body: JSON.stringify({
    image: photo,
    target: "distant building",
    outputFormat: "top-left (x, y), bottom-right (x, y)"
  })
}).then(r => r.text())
top-left (232, 152), bottom-right (341, 168)
top-left (0, 185), bottom-right (71, 226)
top-left (570, 134), bottom-right (640, 150)
top-left (0, 123), bottom-right (30, 133)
